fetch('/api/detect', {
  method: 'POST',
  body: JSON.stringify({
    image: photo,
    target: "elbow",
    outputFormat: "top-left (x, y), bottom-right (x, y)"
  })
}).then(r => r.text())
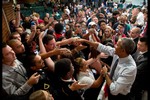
top-left (109, 83), bottom-right (120, 95)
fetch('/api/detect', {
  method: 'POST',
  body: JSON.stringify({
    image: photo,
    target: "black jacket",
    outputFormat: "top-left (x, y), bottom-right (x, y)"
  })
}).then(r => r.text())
top-left (53, 78), bottom-right (83, 100)
top-left (129, 52), bottom-right (149, 100)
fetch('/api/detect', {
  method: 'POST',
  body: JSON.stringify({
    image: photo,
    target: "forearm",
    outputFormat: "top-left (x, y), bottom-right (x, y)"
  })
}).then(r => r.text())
top-left (38, 38), bottom-right (55, 71)
top-left (86, 58), bottom-right (94, 65)
top-left (91, 34), bottom-right (97, 42)
top-left (97, 43), bottom-right (115, 56)
top-left (44, 58), bottom-right (54, 71)
top-left (3, 82), bottom-right (32, 95)
top-left (15, 82), bottom-right (32, 95)
top-left (84, 39), bottom-right (99, 50)
top-left (104, 73), bottom-right (112, 87)
top-left (41, 23), bottom-right (51, 31)
top-left (15, 11), bottom-right (20, 27)
top-left (82, 33), bottom-right (91, 40)
top-left (40, 50), bottom-right (57, 59)
top-left (56, 38), bottom-right (74, 46)
top-left (39, 37), bottom-right (47, 53)
top-left (91, 74), bottom-right (103, 88)
top-left (27, 31), bottom-right (36, 44)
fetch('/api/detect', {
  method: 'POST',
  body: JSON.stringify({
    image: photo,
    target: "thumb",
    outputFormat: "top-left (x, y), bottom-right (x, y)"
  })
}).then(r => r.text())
top-left (33, 72), bottom-right (38, 76)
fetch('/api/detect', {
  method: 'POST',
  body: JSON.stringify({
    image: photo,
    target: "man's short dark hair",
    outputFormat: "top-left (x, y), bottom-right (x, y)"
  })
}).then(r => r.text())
top-left (55, 58), bottom-right (72, 78)
top-left (54, 23), bottom-right (64, 34)
top-left (42, 34), bottom-right (54, 45)
top-left (139, 37), bottom-right (148, 46)
top-left (9, 32), bottom-right (20, 40)
top-left (118, 22), bottom-right (125, 27)
top-left (98, 19), bottom-right (107, 26)
top-left (112, 10), bottom-right (120, 16)
top-left (121, 38), bottom-right (135, 54)
top-left (27, 53), bottom-right (37, 67)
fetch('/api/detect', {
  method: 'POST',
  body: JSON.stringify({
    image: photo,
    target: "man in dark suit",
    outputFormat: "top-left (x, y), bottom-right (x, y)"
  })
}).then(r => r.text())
top-left (129, 37), bottom-right (149, 100)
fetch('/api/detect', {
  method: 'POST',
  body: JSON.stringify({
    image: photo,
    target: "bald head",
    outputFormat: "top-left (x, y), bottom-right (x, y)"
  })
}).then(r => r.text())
top-left (130, 27), bottom-right (141, 39)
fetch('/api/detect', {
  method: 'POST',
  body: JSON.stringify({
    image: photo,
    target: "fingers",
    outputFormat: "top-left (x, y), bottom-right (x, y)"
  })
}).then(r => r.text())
top-left (102, 65), bottom-right (108, 72)
top-left (103, 65), bottom-right (107, 69)
top-left (33, 72), bottom-right (38, 76)
top-left (33, 72), bottom-right (41, 78)
top-left (75, 81), bottom-right (87, 87)
top-left (60, 48), bottom-right (72, 55)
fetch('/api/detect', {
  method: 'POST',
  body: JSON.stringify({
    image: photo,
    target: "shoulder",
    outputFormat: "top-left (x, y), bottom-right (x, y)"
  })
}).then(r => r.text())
top-left (15, 59), bottom-right (23, 66)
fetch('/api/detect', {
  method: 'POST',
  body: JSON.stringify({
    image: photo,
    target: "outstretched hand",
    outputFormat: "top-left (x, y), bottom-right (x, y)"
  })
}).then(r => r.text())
top-left (75, 38), bottom-right (87, 43)
top-left (27, 72), bottom-right (41, 86)
top-left (69, 81), bottom-right (88, 91)
top-left (55, 48), bottom-right (72, 57)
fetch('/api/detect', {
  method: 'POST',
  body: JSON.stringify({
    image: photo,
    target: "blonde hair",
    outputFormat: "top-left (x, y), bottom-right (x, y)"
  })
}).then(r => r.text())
top-left (74, 57), bottom-right (84, 74)
top-left (29, 90), bottom-right (47, 100)
top-left (74, 57), bottom-right (83, 67)
top-left (105, 25), bottom-right (113, 33)
top-left (32, 12), bottom-right (40, 18)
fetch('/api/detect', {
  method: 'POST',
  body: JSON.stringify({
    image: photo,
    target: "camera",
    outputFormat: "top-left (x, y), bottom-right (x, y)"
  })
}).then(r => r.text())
top-left (37, 69), bottom-right (46, 80)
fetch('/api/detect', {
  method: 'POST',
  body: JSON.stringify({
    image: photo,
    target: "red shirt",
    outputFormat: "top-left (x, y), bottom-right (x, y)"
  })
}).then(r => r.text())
top-left (38, 19), bottom-right (44, 24)
top-left (54, 33), bottom-right (64, 41)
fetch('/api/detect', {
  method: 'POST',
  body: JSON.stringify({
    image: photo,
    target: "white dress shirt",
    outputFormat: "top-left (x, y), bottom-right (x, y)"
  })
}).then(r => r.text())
top-left (97, 43), bottom-right (137, 99)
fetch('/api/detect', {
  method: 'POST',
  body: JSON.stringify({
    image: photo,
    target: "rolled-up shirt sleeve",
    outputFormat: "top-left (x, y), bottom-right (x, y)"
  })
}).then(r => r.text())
top-left (97, 43), bottom-right (115, 57)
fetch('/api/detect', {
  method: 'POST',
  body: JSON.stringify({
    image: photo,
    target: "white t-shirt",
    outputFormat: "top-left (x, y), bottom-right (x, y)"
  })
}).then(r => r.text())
top-left (136, 12), bottom-right (144, 26)
top-left (76, 69), bottom-right (95, 90)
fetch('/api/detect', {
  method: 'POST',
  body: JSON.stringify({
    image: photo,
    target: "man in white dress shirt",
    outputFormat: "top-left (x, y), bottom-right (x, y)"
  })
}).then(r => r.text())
top-left (77, 37), bottom-right (137, 100)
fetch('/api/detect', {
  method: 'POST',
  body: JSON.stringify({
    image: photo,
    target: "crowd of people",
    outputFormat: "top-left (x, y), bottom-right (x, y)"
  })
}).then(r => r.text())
top-left (2, 0), bottom-right (148, 100)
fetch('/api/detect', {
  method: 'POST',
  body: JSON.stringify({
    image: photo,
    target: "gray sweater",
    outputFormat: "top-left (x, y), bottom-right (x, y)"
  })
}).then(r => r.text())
top-left (2, 59), bottom-right (32, 95)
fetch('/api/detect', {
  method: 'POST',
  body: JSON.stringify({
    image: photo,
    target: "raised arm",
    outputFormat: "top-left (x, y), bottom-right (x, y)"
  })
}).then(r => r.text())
top-left (27, 25), bottom-right (36, 44)
top-left (38, 31), bottom-right (54, 71)
top-left (77, 38), bottom-right (99, 50)
top-left (77, 38), bottom-right (115, 56)
top-left (56, 37), bottom-right (79, 47)
top-left (14, 4), bottom-right (21, 28)
top-left (40, 48), bottom-right (72, 60)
